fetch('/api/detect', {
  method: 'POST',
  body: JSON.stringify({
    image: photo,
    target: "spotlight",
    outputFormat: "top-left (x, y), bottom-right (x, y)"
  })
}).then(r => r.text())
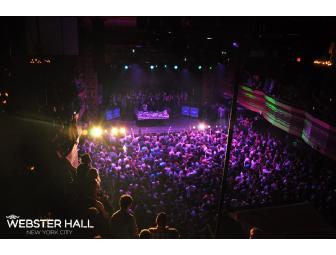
top-left (174, 65), bottom-right (178, 70)
top-left (206, 37), bottom-right (213, 40)
top-left (82, 129), bottom-right (88, 136)
top-left (104, 129), bottom-right (108, 133)
top-left (119, 127), bottom-right (126, 135)
top-left (5, 92), bottom-right (8, 97)
top-left (164, 64), bottom-right (168, 68)
top-left (313, 59), bottom-right (333, 67)
top-left (198, 65), bottom-right (202, 70)
top-left (232, 42), bottom-right (239, 48)
top-left (90, 127), bottom-right (103, 138)
top-left (198, 123), bottom-right (206, 131)
top-left (111, 127), bottom-right (119, 136)
top-left (132, 49), bottom-right (135, 53)
top-left (150, 65), bottom-right (155, 70)
top-left (192, 126), bottom-right (196, 129)
top-left (209, 66), bottom-right (213, 70)
top-left (27, 164), bottom-right (36, 172)
top-left (124, 65), bottom-right (129, 70)
top-left (296, 57), bottom-right (301, 63)
top-left (184, 57), bottom-right (187, 62)
top-left (208, 125), bottom-right (211, 129)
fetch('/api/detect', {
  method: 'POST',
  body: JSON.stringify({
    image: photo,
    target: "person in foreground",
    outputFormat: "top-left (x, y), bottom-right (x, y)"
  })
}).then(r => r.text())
top-left (149, 212), bottom-right (180, 238)
top-left (139, 229), bottom-right (151, 239)
top-left (109, 194), bottom-right (139, 238)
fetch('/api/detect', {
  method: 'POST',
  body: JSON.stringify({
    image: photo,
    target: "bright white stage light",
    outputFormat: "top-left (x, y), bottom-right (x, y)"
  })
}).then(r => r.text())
top-left (119, 127), bottom-right (126, 135)
top-left (198, 123), bottom-right (206, 131)
top-left (111, 127), bottom-right (119, 136)
top-left (90, 127), bottom-right (103, 138)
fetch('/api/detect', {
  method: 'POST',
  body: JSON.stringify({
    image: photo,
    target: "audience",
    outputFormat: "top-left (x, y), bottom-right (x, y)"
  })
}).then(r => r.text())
top-left (109, 194), bottom-right (139, 238)
top-left (78, 114), bottom-right (336, 238)
top-left (139, 229), bottom-right (152, 239)
top-left (148, 212), bottom-right (179, 239)
top-left (249, 227), bottom-right (264, 239)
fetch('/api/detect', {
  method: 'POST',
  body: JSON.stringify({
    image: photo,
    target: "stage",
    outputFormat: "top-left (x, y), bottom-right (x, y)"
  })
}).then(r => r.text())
top-left (99, 116), bottom-right (228, 135)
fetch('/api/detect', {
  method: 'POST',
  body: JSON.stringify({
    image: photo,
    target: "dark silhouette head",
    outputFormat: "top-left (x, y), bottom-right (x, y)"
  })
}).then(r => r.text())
top-left (156, 212), bottom-right (167, 228)
top-left (81, 153), bottom-right (92, 164)
top-left (119, 194), bottom-right (133, 210)
top-left (88, 168), bottom-right (99, 180)
top-left (139, 229), bottom-right (151, 239)
top-left (249, 227), bottom-right (264, 239)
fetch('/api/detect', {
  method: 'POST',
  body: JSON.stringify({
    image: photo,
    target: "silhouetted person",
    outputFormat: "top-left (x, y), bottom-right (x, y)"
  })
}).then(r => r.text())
top-left (249, 227), bottom-right (264, 239)
top-left (75, 153), bottom-right (108, 220)
top-left (83, 169), bottom-right (108, 219)
top-left (76, 153), bottom-right (101, 198)
top-left (76, 153), bottom-right (92, 190)
top-left (149, 212), bottom-right (179, 238)
top-left (218, 213), bottom-right (248, 239)
top-left (77, 207), bottom-right (104, 238)
top-left (139, 229), bottom-right (151, 239)
top-left (86, 168), bottom-right (101, 199)
top-left (217, 214), bottom-right (246, 238)
top-left (109, 194), bottom-right (138, 238)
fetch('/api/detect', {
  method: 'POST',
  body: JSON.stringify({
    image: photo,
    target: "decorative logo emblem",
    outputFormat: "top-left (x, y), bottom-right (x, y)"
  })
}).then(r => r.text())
top-left (6, 214), bottom-right (20, 220)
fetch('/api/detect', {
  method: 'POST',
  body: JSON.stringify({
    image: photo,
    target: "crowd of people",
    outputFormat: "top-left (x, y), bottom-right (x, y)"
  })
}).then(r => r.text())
top-left (77, 114), bottom-right (336, 238)
top-left (73, 154), bottom-right (180, 238)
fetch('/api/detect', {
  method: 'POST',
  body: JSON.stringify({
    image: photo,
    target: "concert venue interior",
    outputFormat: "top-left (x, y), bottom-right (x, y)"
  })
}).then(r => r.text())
top-left (1, 17), bottom-right (336, 239)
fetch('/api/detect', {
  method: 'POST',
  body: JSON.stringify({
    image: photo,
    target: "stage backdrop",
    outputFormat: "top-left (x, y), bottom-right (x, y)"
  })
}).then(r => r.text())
top-left (236, 86), bottom-right (336, 161)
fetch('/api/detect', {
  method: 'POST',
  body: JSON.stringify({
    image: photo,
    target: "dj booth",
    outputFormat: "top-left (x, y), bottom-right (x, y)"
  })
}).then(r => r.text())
top-left (135, 110), bottom-right (169, 126)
